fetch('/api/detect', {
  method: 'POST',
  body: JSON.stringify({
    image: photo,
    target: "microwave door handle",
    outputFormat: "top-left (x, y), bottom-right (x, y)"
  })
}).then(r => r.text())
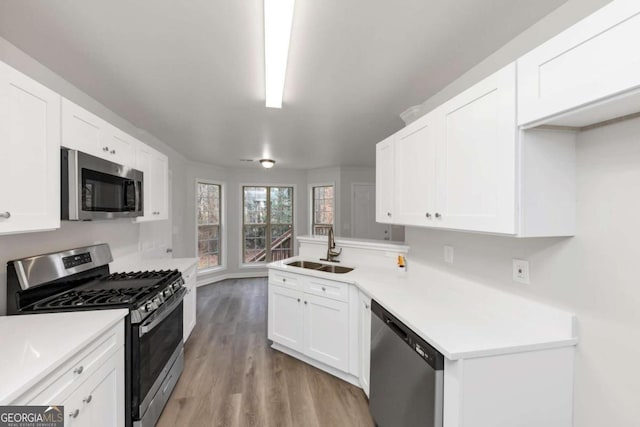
top-left (139, 288), bottom-right (185, 337)
top-left (135, 180), bottom-right (143, 213)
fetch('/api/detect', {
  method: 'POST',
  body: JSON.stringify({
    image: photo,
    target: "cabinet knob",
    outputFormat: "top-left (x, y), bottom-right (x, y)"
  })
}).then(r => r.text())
top-left (166, 248), bottom-right (173, 253)
top-left (304, 301), bottom-right (307, 305)
top-left (322, 287), bottom-right (326, 291)
top-left (0, 211), bottom-right (10, 219)
top-left (73, 365), bottom-right (84, 375)
top-left (425, 212), bottom-right (431, 219)
top-left (435, 213), bottom-right (442, 219)
top-left (387, 212), bottom-right (392, 217)
top-left (297, 298), bottom-right (300, 302)
top-left (83, 395), bottom-right (92, 404)
top-left (282, 278), bottom-right (286, 282)
top-left (69, 409), bottom-right (80, 418)
top-left (103, 146), bottom-right (109, 152)
top-left (365, 304), bottom-right (370, 309)
top-left (110, 149), bottom-right (116, 155)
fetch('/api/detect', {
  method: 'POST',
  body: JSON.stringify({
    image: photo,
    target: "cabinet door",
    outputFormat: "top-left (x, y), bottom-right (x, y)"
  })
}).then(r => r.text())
top-left (375, 135), bottom-right (395, 223)
top-left (435, 63), bottom-right (517, 234)
top-left (358, 292), bottom-right (371, 397)
top-left (303, 294), bottom-right (349, 372)
top-left (183, 267), bottom-right (197, 342)
top-left (65, 347), bottom-right (124, 427)
top-left (518, 1), bottom-right (640, 126)
top-left (105, 125), bottom-right (136, 167)
top-left (151, 150), bottom-right (169, 220)
top-left (61, 98), bottom-right (106, 157)
top-left (0, 62), bottom-right (61, 235)
top-left (268, 285), bottom-right (304, 353)
top-left (394, 111), bottom-right (437, 226)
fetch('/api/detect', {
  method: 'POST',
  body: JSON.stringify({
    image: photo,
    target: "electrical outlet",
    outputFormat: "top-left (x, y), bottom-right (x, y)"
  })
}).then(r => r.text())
top-left (444, 246), bottom-right (454, 264)
top-left (512, 259), bottom-right (530, 284)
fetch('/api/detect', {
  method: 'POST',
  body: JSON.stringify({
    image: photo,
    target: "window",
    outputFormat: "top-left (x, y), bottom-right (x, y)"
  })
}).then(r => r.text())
top-left (243, 186), bottom-right (293, 264)
top-left (312, 185), bottom-right (334, 236)
top-left (196, 181), bottom-right (222, 270)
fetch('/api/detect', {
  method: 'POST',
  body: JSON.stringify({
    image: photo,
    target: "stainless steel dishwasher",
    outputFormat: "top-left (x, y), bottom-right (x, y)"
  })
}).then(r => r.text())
top-left (369, 300), bottom-right (444, 427)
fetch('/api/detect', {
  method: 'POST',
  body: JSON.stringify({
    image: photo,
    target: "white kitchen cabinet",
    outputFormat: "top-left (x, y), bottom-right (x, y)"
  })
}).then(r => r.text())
top-left (358, 291), bottom-right (371, 397)
top-left (61, 98), bottom-right (107, 158)
top-left (518, 0), bottom-right (640, 127)
top-left (0, 62), bottom-right (60, 235)
top-left (376, 63), bottom-right (576, 237)
top-left (105, 125), bottom-right (136, 167)
top-left (375, 135), bottom-right (395, 224)
top-left (303, 294), bottom-right (349, 372)
top-left (136, 143), bottom-right (169, 222)
top-left (394, 110), bottom-right (437, 226)
top-left (65, 347), bottom-right (125, 427)
top-left (182, 265), bottom-right (197, 342)
top-left (435, 62), bottom-right (517, 234)
top-left (268, 284), bottom-right (305, 353)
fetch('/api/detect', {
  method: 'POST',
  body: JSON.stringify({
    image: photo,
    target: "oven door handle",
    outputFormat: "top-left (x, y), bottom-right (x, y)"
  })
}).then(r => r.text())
top-left (139, 288), bottom-right (186, 337)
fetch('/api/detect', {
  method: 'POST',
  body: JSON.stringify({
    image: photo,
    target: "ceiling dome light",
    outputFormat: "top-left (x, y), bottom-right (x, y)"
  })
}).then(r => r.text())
top-left (260, 159), bottom-right (276, 169)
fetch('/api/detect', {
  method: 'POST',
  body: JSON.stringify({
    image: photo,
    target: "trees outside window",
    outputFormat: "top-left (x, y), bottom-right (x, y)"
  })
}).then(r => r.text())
top-left (197, 181), bottom-right (222, 270)
top-left (312, 185), bottom-right (334, 236)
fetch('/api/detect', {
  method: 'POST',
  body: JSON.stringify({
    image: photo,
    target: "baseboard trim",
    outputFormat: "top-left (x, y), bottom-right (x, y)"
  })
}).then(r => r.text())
top-left (270, 342), bottom-right (362, 389)
top-left (196, 271), bottom-right (267, 287)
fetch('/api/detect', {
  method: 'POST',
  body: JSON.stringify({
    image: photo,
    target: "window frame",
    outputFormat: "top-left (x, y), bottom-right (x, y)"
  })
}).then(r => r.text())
top-left (239, 183), bottom-right (296, 268)
top-left (195, 179), bottom-right (226, 273)
top-left (309, 182), bottom-right (335, 236)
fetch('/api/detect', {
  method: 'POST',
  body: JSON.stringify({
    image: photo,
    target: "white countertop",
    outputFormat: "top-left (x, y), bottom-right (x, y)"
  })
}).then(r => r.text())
top-left (269, 256), bottom-right (577, 360)
top-left (0, 309), bottom-right (128, 404)
top-left (110, 257), bottom-right (198, 274)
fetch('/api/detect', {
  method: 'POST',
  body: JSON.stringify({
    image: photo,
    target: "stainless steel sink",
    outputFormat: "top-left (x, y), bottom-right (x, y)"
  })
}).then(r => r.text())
top-left (287, 260), bottom-right (324, 269)
top-left (286, 260), bottom-right (354, 274)
top-left (316, 265), bottom-right (354, 274)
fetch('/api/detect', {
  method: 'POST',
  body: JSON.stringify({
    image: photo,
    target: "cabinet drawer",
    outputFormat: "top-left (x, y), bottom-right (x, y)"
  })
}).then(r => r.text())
top-left (269, 270), bottom-right (302, 289)
top-left (17, 321), bottom-right (124, 405)
top-left (304, 276), bottom-right (349, 302)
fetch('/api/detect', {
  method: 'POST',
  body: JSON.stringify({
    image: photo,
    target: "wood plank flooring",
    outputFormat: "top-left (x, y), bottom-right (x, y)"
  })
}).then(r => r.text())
top-left (157, 277), bottom-right (374, 427)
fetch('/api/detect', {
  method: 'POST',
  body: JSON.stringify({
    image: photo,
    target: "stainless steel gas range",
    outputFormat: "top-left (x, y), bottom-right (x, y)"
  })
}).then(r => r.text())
top-left (6, 244), bottom-right (185, 427)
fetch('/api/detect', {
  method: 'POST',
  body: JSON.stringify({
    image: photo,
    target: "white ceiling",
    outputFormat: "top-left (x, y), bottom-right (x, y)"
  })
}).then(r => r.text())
top-left (0, 0), bottom-right (567, 169)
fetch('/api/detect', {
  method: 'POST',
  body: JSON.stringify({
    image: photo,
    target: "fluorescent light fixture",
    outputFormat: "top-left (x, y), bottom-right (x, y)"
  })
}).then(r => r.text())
top-left (260, 159), bottom-right (276, 168)
top-left (264, 0), bottom-right (295, 108)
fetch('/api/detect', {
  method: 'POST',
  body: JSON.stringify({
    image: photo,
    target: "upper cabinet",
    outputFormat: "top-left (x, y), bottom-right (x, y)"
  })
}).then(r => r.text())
top-left (0, 62), bottom-right (61, 235)
top-left (518, 0), bottom-right (640, 127)
top-left (135, 143), bottom-right (169, 222)
top-left (376, 63), bottom-right (576, 237)
top-left (62, 99), bottom-right (136, 168)
top-left (375, 135), bottom-right (395, 224)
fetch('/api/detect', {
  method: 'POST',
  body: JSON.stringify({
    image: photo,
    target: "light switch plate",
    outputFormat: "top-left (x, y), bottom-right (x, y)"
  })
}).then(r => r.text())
top-left (444, 246), bottom-right (454, 264)
top-left (512, 259), bottom-right (530, 284)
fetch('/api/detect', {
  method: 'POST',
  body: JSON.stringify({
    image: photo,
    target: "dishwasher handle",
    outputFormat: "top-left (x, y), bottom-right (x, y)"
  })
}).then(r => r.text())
top-left (384, 316), bottom-right (409, 342)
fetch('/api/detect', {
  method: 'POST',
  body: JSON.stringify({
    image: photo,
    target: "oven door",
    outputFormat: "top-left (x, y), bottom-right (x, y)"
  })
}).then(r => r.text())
top-left (62, 148), bottom-right (144, 220)
top-left (131, 292), bottom-right (185, 420)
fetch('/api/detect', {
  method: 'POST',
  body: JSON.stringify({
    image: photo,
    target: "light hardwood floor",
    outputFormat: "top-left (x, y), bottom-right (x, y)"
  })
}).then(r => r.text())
top-left (157, 277), bottom-right (374, 427)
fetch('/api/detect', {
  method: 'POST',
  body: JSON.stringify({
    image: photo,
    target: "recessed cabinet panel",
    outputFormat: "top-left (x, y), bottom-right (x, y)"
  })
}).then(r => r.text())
top-left (61, 98), bottom-right (105, 158)
top-left (375, 136), bottom-right (395, 224)
top-left (518, 1), bottom-right (640, 126)
top-left (395, 112), bottom-right (437, 226)
top-left (303, 294), bottom-right (349, 372)
top-left (268, 285), bottom-right (304, 353)
top-left (437, 63), bottom-right (516, 234)
top-left (0, 62), bottom-right (60, 235)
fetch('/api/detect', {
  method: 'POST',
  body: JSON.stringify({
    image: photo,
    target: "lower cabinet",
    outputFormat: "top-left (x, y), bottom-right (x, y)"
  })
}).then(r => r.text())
top-left (182, 265), bottom-right (197, 342)
top-left (268, 274), bottom-right (352, 377)
top-left (358, 291), bottom-right (372, 397)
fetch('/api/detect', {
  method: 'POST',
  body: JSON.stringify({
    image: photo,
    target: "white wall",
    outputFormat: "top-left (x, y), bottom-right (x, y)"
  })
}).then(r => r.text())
top-left (186, 162), bottom-right (309, 284)
top-left (404, 117), bottom-right (640, 427)
top-left (0, 36), bottom-right (190, 314)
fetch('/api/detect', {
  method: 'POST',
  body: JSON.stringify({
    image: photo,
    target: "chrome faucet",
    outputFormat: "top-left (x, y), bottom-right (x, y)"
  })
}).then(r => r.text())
top-left (320, 226), bottom-right (342, 263)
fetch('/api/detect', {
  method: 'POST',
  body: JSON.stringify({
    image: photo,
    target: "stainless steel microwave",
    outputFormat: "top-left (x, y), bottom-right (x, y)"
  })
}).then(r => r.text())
top-left (61, 148), bottom-right (144, 220)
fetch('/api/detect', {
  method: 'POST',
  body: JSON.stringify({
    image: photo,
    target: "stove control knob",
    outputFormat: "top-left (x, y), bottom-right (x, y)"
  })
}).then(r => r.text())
top-left (163, 289), bottom-right (172, 298)
top-left (145, 302), bottom-right (153, 312)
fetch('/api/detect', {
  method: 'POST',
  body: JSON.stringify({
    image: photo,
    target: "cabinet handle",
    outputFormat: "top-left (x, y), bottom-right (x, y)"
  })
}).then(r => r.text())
top-left (297, 298), bottom-right (300, 302)
top-left (435, 213), bottom-right (442, 219)
top-left (69, 409), bottom-right (80, 418)
top-left (102, 146), bottom-right (109, 152)
top-left (304, 301), bottom-right (308, 305)
top-left (282, 278), bottom-right (286, 282)
top-left (73, 365), bottom-right (84, 375)
top-left (387, 212), bottom-right (392, 217)
top-left (83, 395), bottom-right (92, 404)
top-left (365, 302), bottom-right (370, 309)
top-left (321, 287), bottom-right (326, 291)
top-left (0, 211), bottom-right (10, 219)
top-left (425, 212), bottom-right (431, 219)
top-left (110, 149), bottom-right (116, 155)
